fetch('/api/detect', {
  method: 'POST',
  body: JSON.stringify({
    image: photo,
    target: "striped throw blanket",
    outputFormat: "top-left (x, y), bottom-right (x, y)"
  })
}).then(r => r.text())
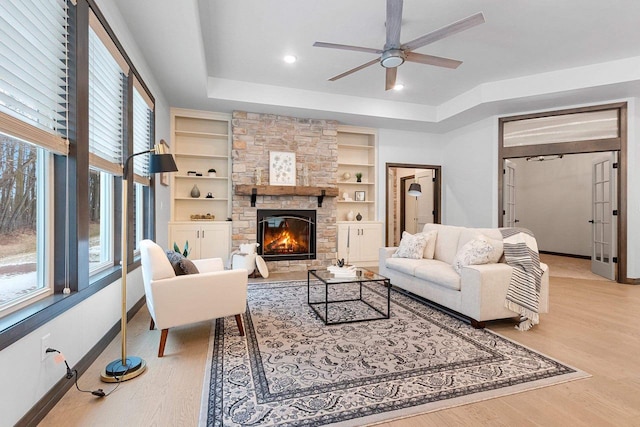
top-left (500, 228), bottom-right (544, 331)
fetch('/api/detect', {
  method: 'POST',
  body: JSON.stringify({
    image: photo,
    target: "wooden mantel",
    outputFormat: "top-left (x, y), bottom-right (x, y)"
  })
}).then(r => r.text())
top-left (235, 185), bottom-right (339, 207)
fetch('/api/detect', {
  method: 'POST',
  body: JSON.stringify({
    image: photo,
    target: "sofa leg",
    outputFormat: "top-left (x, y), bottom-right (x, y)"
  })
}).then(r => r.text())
top-left (470, 319), bottom-right (486, 329)
top-left (158, 329), bottom-right (169, 357)
top-left (235, 314), bottom-right (245, 336)
top-left (149, 318), bottom-right (155, 330)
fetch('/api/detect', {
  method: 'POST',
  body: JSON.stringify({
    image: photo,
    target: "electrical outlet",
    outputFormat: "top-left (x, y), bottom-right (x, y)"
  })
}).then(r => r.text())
top-left (41, 333), bottom-right (51, 361)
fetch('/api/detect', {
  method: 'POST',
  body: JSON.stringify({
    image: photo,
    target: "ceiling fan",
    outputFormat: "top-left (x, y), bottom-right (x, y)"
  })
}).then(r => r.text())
top-left (313, 0), bottom-right (485, 90)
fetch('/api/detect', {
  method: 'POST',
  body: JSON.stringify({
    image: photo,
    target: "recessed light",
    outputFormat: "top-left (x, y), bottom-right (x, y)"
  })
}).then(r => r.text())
top-left (283, 55), bottom-right (297, 64)
top-left (393, 84), bottom-right (404, 91)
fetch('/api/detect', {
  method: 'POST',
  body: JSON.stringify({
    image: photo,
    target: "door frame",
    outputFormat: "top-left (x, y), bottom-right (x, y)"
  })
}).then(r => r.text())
top-left (497, 102), bottom-right (628, 283)
top-left (386, 163), bottom-right (442, 246)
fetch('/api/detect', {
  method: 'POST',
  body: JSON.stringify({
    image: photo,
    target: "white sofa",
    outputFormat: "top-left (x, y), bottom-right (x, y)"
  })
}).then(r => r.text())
top-left (379, 223), bottom-right (549, 327)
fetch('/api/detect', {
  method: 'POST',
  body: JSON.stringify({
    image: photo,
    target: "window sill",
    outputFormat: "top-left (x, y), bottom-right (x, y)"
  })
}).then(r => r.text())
top-left (0, 259), bottom-right (141, 352)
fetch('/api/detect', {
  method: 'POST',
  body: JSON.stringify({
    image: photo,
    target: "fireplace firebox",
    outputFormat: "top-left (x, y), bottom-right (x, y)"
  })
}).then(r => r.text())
top-left (257, 209), bottom-right (316, 261)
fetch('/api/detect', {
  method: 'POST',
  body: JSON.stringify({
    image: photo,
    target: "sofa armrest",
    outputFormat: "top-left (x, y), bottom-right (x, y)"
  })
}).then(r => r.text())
top-left (379, 247), bottom-right (396, 260)
top-left (192, 257), bottom-right (224, 273)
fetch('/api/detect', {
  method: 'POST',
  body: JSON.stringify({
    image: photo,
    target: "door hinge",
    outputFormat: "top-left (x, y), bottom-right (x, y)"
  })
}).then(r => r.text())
top-left (432, 177), bottom-right (436, 182)
top-left (503, 169), bottom-right (506, 174)
top-left (502, 209), bottom-right (506, 215)
top-left (613, 210), bottom-right (618, 216)
top-left (613, 257), bottom-right (618, 263)
top-left (432, 210), bottom-right (436, 215)
top-left (613, 162), bottom-right (619, 168)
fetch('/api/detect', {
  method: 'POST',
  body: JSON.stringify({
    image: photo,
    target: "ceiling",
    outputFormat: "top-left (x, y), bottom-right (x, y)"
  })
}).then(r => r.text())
top-left (111, 0), bottom-right (640, 132)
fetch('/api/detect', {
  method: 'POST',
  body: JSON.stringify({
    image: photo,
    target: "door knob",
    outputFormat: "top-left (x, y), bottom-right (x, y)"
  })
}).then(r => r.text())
top-left (588, 220), bottom-right (594, 223)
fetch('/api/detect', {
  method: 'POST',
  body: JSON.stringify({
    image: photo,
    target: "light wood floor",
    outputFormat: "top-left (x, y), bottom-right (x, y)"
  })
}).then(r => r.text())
top-left (40, 259), bottom-right (640, 426)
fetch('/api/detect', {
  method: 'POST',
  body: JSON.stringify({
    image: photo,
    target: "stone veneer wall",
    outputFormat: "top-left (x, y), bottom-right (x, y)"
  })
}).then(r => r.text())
top-left (231, 111), bottom-right (339, 272)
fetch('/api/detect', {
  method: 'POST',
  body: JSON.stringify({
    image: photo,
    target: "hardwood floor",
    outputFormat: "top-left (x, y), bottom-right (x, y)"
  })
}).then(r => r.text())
top-left (40, 263), bottom-right (640, 426)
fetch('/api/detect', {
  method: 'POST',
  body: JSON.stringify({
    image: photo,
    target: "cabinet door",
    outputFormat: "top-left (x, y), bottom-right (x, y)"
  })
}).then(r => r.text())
top-left (169, 224), bottom-right (200, 258)
top-left (199, 223), bottom-right (231, 261)
top-left (336, 224), bottom-right (353, 262)
top-left (357, 223), bottom-right (383, 263)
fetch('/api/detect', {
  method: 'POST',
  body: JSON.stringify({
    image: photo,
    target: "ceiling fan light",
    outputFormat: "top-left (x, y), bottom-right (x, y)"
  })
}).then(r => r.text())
top-left (393, 83), bottom-right (404, 91)
top-left (380, 49), bottom-right (405, 68)
top-left (283, 55), bottom-right (297, 64)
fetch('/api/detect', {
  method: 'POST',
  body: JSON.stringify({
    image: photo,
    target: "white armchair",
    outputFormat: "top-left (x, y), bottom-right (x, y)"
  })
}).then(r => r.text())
top-left (140, 240), bottom-right (248, 357)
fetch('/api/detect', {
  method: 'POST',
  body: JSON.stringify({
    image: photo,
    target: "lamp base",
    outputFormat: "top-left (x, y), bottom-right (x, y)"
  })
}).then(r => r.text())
top-left (100, 356), bottom-right (146, 383)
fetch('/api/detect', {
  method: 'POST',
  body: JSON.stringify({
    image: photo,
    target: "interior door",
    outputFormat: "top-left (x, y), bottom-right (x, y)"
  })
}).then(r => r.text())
top-left (591, 152), bottom-right (617, 280)
top-left (404, 184), bottom-right (418, 234)
top-left (503, 159), bottom-right (517, 227)
top-left (415, 169), bottom-right (434, 231)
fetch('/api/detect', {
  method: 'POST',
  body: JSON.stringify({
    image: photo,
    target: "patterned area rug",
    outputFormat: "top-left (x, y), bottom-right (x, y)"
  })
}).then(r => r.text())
top-left (200, 280), bottom-right (588, 426)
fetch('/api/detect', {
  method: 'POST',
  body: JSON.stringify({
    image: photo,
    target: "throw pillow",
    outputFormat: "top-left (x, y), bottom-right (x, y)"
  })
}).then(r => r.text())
top-left (452, 237), bottom-right (495, 274)
top-left (165, 250), bottom-right (200, 276)
top-left (479, 234), bottom-right (504, 263)
top-left (418, 229), bottom-right (438, 259)
top-left (392, 231), bottom-right (428, 259)
top-left (178, 258), bottom-right (200, 275)
top-left (166, 250), bottom-right (185, 276)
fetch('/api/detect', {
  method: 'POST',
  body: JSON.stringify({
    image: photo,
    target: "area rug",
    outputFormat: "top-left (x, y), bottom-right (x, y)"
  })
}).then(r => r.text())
top-left (199, 280), bottom-right (588, 426)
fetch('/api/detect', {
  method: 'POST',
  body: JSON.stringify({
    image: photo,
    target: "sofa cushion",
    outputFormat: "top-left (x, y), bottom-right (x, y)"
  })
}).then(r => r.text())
top-left (385, 257), bottom-right (431, 276)
top-left (452, 237), bottom-right (494, 274)
top-left (418, 229), bottom-right (438, 259)
top-left (414, 262), bottom-right (461, 291)
top-left (166, 250), bottom-right (200, 276)
top-left (393, 231), bottom-right (428, 259)
top-left (423, 223), bottom-right (464, 264)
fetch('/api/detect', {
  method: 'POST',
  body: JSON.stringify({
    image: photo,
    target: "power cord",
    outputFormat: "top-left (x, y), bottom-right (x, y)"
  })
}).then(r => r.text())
top-left (46, 348), bottom-right (122, 398)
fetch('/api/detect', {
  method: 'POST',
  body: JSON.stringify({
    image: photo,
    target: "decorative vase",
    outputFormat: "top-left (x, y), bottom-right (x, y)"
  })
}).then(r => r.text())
top-left (356, 212), bottom-right (362, 221)
top-left (347, 210), bottom-right (355, 221)
top-left (342, 172), bottom-right (351, 181)
top-left (190, 184), bottom-right (200, 198)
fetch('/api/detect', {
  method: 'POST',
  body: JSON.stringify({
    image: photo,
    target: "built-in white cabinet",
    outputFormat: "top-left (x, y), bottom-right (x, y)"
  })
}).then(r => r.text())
top-left (337, 222), bottom-right (383, 266)
top-left (169, 108), bottom-right (232, 261)
top-left (169, 222), bottom-right (231, 261)
top-left (336, 125), bottom-right (377, 222)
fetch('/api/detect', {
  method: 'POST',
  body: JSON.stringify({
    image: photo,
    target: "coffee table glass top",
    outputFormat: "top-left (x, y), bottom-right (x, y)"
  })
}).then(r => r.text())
top-left (310, 267), bottom-right (387, 283)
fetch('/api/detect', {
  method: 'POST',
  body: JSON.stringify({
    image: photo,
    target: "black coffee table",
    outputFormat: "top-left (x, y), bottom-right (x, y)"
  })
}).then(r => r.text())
top-left (307, 268), bottom-right (391, 325)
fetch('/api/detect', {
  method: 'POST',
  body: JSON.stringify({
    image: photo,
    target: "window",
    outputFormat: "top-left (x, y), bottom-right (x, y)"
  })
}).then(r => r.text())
top-left (132, 83), bottom-right (153, 253)
top-left (0, 0), bottom-right (67, 315)
top-left (88, 16), bottom-right (127, 274)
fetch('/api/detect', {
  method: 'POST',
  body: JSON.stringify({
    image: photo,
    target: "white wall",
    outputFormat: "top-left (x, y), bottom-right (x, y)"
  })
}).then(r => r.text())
top-left (626, 98), bottom-right (640, 278)
top-left (0, 1), bottom-right (170, 425)
top-left (512, 154), bottom-right (599, 256)
top-left (376, 128), bottom-right (443, 224)
top-left (441, 117), bottom-right (499, 228)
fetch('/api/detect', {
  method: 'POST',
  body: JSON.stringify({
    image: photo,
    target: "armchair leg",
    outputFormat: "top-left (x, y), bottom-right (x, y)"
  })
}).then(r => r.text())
top-left (235, 314), bottom-right (245, 336)
top-left (158, 329), bottom-right (169, 357)
top-left (150, 318), bottom-right (155, 330)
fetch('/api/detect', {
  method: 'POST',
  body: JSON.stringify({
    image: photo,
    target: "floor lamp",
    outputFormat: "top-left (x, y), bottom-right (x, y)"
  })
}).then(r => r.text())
top-left (101, 141), bottom-right (178, 382)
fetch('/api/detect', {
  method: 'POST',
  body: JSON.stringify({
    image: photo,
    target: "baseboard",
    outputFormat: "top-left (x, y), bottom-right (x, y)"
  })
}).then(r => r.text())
top-left (16, 297), bottom-right (146, 427)
top-left (539, 250), bottom-right (591, 260)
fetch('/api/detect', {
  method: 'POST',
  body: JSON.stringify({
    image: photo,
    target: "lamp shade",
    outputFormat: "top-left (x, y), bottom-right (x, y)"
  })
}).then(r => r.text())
top-left (408, 182), bottom-right (422, 197)
top-left (149, 153), bottom-right (178, 174)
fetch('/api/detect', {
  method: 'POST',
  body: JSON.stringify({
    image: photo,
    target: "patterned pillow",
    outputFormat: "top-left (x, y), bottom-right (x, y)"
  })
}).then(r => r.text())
top-left (392, 231), bottom-right (428, 259)
top-left (452, 237), bottom-right (495, 274)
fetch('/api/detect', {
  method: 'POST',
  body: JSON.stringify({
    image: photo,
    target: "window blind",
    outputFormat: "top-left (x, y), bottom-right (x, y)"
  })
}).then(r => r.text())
top-left (133, 86), bottom-right (151, 184)
top-left (88, 26), bottom-right (124, 175)
top-left (0, 0), bottom-right (69, 155)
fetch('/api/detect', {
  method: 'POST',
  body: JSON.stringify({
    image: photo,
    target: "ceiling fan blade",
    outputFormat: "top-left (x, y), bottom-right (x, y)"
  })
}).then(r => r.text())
top-left (313, 41), bottom-right (382, 55)
top-left (385, 0), bottom-right (403, 50)
top-left (385, 67), bottom-right (397, 91)
top-left (328, 58), bottom-right (381, 81)
top-left (405, 52), bottom-right (462, 69)
top-left (401, 12), bottom-right (485, 52)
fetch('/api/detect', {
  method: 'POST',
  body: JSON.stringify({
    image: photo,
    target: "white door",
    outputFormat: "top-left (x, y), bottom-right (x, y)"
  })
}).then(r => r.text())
top-left (503, 159), bottom-right (517, 227)
top-left (415, 169), bottom-right (434, 231)
top-left (404, 186), bottom-right (418, 234)
top-left (591, 153), bottom-right (617, 280)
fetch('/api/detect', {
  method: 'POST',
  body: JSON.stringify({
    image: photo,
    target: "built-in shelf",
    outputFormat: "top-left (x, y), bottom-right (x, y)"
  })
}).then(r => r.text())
top-left (174, 130), bottom-right (228, 138)
top-left (337, 200), bottom-right (375, 204)
top-left (235, 185), bottom-right (339, 207)
top-left (175, 197), bottom-right (229, 201)
top-left (174, 175), bottom-right (228, 180)
top-left (339, 162), bottom-right (375, 167)
top-left (174, 153), bottom-right (228, 159)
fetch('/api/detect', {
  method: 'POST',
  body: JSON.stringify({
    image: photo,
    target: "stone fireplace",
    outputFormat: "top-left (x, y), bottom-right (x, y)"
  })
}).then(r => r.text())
top-left (231, 111), bottom-right (339, 272)
top-left (257, 209), bottom-right (316, 261)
